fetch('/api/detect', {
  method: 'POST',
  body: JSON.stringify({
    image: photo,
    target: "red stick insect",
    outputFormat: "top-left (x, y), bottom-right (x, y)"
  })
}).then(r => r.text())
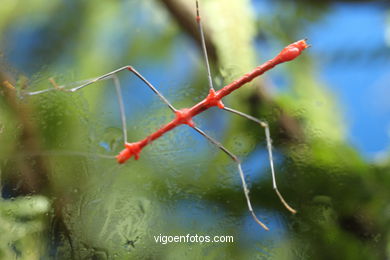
top-left (22, 0), bottom-right (308, 230)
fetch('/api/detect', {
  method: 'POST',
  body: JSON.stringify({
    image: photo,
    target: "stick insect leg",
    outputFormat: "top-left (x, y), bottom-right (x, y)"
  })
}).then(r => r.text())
top-left (47, 75), bottom-right (129, 144)
top-left (195, 0), bottom-right (214, 91)
top-left (25, 66), bottom-right (177, 112)
top-left (26, 66), bottom-right (178, 144)
top-left (192, 126), bottom-right (270, 231)
top-left (112, 75), bottom-right (128, 144)
top-left (222, 106), bottom-right (297, 214)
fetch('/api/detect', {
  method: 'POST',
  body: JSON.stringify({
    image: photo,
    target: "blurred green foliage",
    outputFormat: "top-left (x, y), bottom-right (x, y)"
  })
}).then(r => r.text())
top-left (0, 195), bottom-right (49, 259)
top-left (0, 0), bottom-right (389, 259)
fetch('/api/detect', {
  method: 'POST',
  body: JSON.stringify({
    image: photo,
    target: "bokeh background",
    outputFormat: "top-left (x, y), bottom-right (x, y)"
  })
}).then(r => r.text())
top-left (0, 0), bottom-right (389, 259)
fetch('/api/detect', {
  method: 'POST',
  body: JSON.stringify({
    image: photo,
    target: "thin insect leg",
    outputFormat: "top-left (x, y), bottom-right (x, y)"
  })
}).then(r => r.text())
top-left (192, 126), bottom-right (270, 230)
top-left (24, 88), bottom-right (53, 96)
top-left (26, 66), bottom-right (176, 112)
top-left (21, 78), bottom-right (103, 96)
top-left (124, 66), bottom-right (176, 112)
top-left (195, 0), bottom-right (214, 90)
top-left (23, 88), bottom-right (51, 96)
top-left (68, 67), bottom-right (129, 92)
top-left (112, 74), bottom-right (128, 143)
top-left (222, 106), bottom-right (296, 214)
top-left (25, 75), bottom-right (116, 96)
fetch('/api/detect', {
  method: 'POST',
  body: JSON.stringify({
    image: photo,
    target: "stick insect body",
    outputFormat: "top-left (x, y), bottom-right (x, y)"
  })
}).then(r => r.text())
top-left (22, 0), bottom-right (308, 230)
